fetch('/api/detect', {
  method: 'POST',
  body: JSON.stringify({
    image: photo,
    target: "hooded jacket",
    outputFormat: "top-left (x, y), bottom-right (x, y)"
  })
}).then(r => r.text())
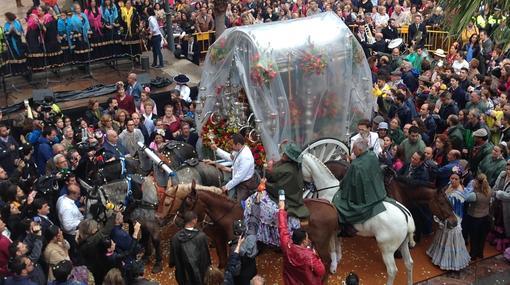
top-left (169, 228), bottom-right (211, 285)
top-left (278, 210), bottom-right (325, 285)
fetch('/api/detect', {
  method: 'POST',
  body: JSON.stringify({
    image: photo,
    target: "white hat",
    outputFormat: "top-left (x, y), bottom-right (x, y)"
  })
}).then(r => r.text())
top-left (433, 49), bottom-right (446, 58)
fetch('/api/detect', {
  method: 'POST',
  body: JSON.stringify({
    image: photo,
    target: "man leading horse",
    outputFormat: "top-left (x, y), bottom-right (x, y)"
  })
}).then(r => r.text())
top-left (333, 138), bottom-right (388, 237)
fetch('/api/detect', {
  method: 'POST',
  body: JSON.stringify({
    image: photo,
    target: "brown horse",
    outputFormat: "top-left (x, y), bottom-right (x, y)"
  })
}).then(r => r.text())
top-left (157, 182), bottom-right (340, 275)
top-left (323, 160), bottom-right (458, 230)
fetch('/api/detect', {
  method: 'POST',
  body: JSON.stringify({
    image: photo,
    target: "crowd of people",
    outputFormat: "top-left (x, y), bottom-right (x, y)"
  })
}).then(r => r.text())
top-left (1, 0), bottom-right (168, 77)
top-left (0, 0), bottom-right (510, 284)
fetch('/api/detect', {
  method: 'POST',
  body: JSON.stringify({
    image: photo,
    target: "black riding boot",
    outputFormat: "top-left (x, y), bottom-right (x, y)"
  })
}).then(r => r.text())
top-left (339, 223), bottom-right (357, 237)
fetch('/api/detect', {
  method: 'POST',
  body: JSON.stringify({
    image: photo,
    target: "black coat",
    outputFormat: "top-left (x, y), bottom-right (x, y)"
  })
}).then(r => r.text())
top-left (169, 228), bottom-right (211, 285)
top-left (408, 23), bottom-right (427, 46)
top-left (0, 136), bottom-right (19, 175)
top-left (382, 27), bottom-right (399, 40)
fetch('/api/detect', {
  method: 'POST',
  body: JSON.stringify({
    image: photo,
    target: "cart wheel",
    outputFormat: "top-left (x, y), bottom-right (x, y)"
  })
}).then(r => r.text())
top-left (299, 138), bottom-right (349, 162)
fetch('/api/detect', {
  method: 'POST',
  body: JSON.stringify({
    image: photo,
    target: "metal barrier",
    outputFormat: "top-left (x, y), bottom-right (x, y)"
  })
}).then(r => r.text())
top-left (348, 25), bottom-right (452, 52)
top-left (193, 31), bottom-right (215, 55)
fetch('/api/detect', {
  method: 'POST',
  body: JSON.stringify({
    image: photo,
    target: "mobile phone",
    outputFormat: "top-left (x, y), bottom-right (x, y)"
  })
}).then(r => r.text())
top-left (278, 189), bottom-right (285, 201)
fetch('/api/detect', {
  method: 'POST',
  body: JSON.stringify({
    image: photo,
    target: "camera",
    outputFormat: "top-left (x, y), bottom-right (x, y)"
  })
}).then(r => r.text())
top-left (233, 219), bottom-right (246, 237)
top-left (18, 143), bottom-right (33, 157)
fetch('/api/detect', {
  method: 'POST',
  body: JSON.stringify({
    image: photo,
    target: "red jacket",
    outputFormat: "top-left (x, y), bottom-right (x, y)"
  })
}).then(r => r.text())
top-left (278, 210), bottom-right (325, 285)
top-left (0, 234), bottom-right (12, 277)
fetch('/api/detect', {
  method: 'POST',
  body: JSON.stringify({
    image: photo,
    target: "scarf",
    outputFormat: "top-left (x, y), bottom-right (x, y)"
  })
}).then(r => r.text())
top-left (70, 12), bottom-right (90, 43)
top-left (85, 8), bottom-right (103, 35)
top-left (4, 20), bottom-right (24, 56)
top-left (101, 5), bottom-right (118, 25)
top-left (27, 10), bottom-right (43, 31)
top-left (121, 6), bottom-right (133, 36)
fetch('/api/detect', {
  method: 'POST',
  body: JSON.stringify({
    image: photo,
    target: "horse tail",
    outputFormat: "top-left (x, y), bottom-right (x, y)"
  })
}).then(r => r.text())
top-left (394, 200), bottom-right (416, 248)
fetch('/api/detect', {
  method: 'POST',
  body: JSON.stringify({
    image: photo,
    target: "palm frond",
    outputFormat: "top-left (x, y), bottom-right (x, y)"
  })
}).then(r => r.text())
top-left (442, 0), bottom-right (510, 50)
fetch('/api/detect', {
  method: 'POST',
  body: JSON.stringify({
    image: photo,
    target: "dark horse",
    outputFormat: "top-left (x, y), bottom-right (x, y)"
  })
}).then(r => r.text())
top-left (324, 160), bottom-right (458, 233)
top-left (81, 174), bottom-right (164, 273)
top-left (157, 183), bottom-right (340, 275)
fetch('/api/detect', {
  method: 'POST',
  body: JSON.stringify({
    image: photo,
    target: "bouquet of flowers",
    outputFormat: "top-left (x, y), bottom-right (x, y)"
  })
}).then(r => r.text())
top-left (209, 38), bottom-right (229, 64)
top-left (300, 43), bottom-right (328, 75)
top-left (250, 53), bottom-right (277, 87)
top-left (248, 141), bottom-right (266, 167)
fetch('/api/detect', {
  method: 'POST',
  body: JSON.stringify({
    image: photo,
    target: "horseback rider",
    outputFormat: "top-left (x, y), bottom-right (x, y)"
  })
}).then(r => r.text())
top-left (333, 138), bottom-right (387, 236)
top-left (210, 133), bottom-right (258, 202)
top-left (261, 143), bottom-right (309, 219)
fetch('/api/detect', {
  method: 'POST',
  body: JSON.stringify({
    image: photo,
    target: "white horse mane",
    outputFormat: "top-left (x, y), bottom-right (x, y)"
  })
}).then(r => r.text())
top-left (303, 152), bottom-right (337, 181)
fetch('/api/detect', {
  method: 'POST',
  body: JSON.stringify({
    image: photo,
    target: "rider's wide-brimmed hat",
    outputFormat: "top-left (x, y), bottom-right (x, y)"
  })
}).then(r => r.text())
top-left (173, 74), bottom-right (190, 84)
top-left (283, 143), bottom-right (302, 163)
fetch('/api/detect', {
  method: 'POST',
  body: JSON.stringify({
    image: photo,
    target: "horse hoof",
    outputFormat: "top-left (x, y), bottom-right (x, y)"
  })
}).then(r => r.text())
top-left (151, 263), bottom-right (163, 274)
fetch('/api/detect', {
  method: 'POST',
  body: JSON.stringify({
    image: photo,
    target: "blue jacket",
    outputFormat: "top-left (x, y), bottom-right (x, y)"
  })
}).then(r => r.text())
top-left (127, 82), bottom-right (143, 101)
top-left (102, 140), bottom-right (127, 160)
top-left (437, 160), bottom-right (461, 189)
top-left (36, 137), bottom-right (53, 175)
top-left (4, 276), bottom-right (37, 285)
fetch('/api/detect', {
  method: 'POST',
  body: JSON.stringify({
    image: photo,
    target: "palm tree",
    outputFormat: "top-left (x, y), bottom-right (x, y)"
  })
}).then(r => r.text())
top-left (213, 0), bottom-right (228, 39)
top-left (443, 0), bottom-right (510, 50)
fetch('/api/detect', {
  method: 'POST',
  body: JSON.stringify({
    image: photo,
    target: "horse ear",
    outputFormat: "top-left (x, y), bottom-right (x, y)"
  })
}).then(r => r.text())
top-left (191, 179), bottom-right (197, 196)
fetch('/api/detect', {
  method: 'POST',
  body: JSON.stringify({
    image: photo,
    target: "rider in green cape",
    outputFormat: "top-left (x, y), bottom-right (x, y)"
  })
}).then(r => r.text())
top-left (333, 138), bottom-right (387, 232)
top-left (263, 143), bottom-right (309, 219)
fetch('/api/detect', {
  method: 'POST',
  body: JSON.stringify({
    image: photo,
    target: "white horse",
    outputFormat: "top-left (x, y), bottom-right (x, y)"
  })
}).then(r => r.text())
top-left (301, 152), bottom-right (416, 285)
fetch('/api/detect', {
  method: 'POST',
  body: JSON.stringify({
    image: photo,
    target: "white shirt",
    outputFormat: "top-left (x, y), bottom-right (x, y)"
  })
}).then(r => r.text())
top-left (56, 196), bottom-right (84, 235)
top-left (452, 59), bottom-right (469, 74)
top-left (175, 84), bottom-right (191, 103)
top-left (148, 15), bottom-right (162, 36)
top-left (216, 145), bottom-right (255, 190)
top-left (350, 131), bottom-right (382, 156)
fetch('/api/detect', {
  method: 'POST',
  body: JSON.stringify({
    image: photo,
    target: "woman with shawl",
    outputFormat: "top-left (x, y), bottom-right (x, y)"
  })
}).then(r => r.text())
top-left (43, 7), bottom-right (64, 69)
top-left (57, 11), bottom-right (72, 65)
top-left (427, 168), bottom-right (471, 270)
top-left (26, 6), bottom-right (47, 72)
top-left (3, 12), bottom-right (28, 75)
top-left (120, 0), bottom-right (141, 59)
top-left (101, 0), bottom-right (121, 58)
top-left (85, 0), bottom-right (109, 61)
top-left (69, 3), bottom-right (92, 65)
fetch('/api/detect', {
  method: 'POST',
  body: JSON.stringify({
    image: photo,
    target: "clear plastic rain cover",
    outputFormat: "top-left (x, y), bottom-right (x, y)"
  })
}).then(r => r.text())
top-left (196, 12), bottom-right (374, 161)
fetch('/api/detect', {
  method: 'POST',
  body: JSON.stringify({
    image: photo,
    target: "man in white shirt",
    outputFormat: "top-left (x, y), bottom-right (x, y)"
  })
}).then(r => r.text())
top-left (350, 119), bottom-right (382, 157)
top-left (211, 133), bottom-right (257, 201)
top-left (56, 183), bottom-right (83, 256)
top-left (173, 74), bottom-right (192, 104)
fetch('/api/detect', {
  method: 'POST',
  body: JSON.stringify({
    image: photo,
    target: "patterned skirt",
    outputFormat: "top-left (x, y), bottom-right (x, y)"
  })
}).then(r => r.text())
top-left (427, 220), bottom-right (470, 271)
top-left (244, 191), bottom-right (300, 247)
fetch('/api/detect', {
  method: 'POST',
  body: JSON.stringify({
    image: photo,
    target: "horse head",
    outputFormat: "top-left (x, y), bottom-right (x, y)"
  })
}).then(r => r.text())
top-left (301, 153), bottom-right (338, 184)
top-left (156, 179), bottom-right (194, 225)
top-left (381, 165), bottom-right (397, 186)
top-left (429, 188), bottom-right (458, 229)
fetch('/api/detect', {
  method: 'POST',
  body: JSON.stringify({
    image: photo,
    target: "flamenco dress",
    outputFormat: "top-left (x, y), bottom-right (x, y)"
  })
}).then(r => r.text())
top-left (69, 12), bottom-right (92, 64)
top-left (120, 6), bottom-right (141, 59)
top-left (85, 7), bottom-right (110, 61)
top-left (101, 5), bottom-right (122, 58)
top-left (2, 20), bottom-right (28, 75)
top-left (26, 13), bottom-right (47, 72)
top-left (57, 17), bottom-right (73, 65)
top-left (43, 14), bottom-right (64, 69)
top-left (426, 188), bottom-right (471, 270)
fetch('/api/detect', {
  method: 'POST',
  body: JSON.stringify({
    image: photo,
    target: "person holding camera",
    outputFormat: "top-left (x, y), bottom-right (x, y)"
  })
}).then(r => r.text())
top-left (0, 123), bottom-right (20, 177)
top-left (225, 218), bottom-right (258, 285)
top-left (278, 191), bottom-right (325, 284)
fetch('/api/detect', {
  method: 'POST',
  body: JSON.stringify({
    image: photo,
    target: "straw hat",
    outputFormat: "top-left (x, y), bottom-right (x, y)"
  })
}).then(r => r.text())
top-left (433, 49), bottom-right (446, 58)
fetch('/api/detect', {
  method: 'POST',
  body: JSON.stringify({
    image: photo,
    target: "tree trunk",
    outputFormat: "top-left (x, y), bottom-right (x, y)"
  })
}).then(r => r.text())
top-left (213, 0), bottom-right (228, 40)
top-left (214, 12), bottom-right (226, 40)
